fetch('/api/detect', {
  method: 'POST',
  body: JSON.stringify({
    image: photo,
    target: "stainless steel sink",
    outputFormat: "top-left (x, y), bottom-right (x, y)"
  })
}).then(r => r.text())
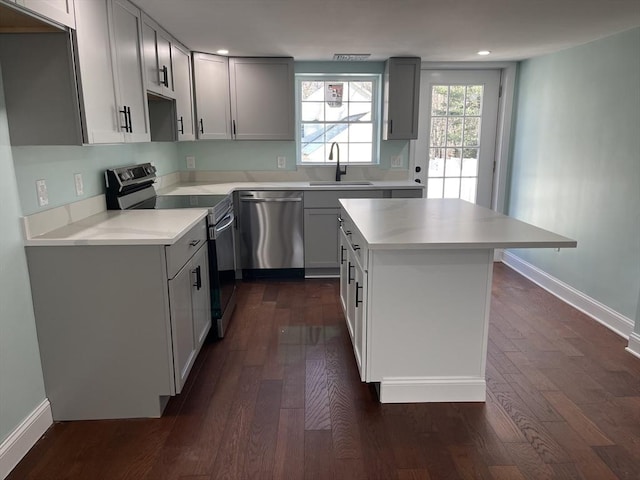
top-left (308, 181), bottom-right (373, 186)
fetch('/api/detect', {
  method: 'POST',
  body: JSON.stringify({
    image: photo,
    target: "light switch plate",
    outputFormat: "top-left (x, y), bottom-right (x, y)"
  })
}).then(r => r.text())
top-left (186, 156), bottom-right (196, 169)
top-left (74, 173), bottom-right (84, 196)
top-left (36, 179), bottom-right (49, 206)
top-left (277, 156), bottom-right (286, 169)
top-left (391, 155), bottom-right (403, 168)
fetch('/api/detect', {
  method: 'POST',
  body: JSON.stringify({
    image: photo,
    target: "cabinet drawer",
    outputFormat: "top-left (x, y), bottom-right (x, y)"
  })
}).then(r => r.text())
top-left (304, 189), bottom-right (384, 208)
top-left (165, 220), bottom-right (207, 279)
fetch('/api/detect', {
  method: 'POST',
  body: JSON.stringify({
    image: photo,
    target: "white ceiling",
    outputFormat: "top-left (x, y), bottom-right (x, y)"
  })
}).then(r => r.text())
top-left (133, 0), bottom-right (640, 62)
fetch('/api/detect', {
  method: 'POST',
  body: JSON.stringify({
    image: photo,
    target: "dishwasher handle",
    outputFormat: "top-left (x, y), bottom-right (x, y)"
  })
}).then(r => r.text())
top-left (240, 197), bottom-right (302, 203)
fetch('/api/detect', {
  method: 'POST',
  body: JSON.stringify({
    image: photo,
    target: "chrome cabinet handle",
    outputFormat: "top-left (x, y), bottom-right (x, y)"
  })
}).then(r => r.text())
top-left (189, 239), bottom-right (201, 247)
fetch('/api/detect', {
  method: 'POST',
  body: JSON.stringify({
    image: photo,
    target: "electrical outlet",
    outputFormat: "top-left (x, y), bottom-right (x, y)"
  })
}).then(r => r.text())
top-left (74, 173), bottom-right (84, 196)
top-left (36, 179), bottom-right (49, 207)
top-left (277, 156), bottom-right (286, 169)
top-left (391, 155), bottom-right (403, 168)
top-left (186, 156), bottom-right (196, 169)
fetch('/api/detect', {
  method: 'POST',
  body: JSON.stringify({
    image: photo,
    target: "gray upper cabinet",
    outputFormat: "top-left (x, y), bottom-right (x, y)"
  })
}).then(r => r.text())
top-left (18, 0), bottom-right (76, 28)
top-left (141, 14), bottom-right (174, 98)
top-left (172, 43), bottom-right (195, 141)
top-left (109, 0), bottom-right (150, 142)
top-left (192, 52), bottom-right (232, 140)
top-left (228, 57), bottom-right (294, 140)
top-left (383, 57), bottom-right (421, 140)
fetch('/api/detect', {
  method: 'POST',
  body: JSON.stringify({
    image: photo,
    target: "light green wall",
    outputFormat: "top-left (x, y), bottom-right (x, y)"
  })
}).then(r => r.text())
top-left (0, 63), bottom-right (47, 445)
top-left (508, 27), bottom-right (640, 322)
top-left (12, 142), bottom-right (179, 216)
top-left (176, 139), bottom-right (409, 171)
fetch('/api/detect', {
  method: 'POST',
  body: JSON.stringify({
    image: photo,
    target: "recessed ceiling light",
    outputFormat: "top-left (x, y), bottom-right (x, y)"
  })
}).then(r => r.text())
top-left (477, 50), bottom-right (491, 56)
top-left (216, 49), bottom-right (229, 55)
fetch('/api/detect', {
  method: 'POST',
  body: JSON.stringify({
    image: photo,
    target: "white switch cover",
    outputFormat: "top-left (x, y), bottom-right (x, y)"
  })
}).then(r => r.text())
top-left (277, 156), bottom-right (286, 169)
top-left (391, 155), bottom-right (403, 168)
top-left (74, 173), bottom-right (84, 196)
top-left (36, 179), bottom-right (49, 206)
top-left (186, 156), bottom-right (196, 169)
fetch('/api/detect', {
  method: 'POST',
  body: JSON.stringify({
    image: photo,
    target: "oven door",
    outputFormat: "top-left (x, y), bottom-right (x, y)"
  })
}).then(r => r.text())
top-left (209, 209), bottom-right (236, 337)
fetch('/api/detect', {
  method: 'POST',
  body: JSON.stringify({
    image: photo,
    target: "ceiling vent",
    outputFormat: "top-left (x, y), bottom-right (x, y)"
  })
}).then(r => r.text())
top-left (333, 53), bottom-right (371, 61)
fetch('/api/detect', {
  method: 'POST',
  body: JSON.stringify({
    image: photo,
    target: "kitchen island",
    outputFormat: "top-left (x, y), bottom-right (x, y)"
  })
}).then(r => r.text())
top-left (338, 198), bottom-right (576, 403)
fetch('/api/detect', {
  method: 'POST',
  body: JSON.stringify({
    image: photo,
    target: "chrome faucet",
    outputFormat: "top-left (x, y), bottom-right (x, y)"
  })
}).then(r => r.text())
top-left (329, 142), bottom-right (347, 181)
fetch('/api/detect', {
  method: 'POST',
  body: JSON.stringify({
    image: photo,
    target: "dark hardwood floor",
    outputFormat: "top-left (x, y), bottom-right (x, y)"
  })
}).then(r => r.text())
top-left (8, 263), bottom-right (640, 479)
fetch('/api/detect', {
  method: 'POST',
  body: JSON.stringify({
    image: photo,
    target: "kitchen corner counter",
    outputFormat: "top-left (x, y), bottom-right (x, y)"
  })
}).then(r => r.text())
top-left (24, 209), bottom-right (209, 246)
top-left (339, 198), bottom-right (577, 250)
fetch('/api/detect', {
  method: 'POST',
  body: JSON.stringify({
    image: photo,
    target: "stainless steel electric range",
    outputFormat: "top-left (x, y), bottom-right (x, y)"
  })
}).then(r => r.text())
top-left (105, 163), bottom-right (236, 338)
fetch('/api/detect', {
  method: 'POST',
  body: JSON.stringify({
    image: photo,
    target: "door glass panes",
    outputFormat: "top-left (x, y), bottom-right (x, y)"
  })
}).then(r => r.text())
top-left (299, 77), bottom-right (378, 164)
top-left (426, 84), bottom-right (484, 201)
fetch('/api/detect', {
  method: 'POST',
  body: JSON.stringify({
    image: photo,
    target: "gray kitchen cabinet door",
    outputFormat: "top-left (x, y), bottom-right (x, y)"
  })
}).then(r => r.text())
top-left (193, 52), bottom-right (232, 140)
top-left (173, 43), bottom-right (195, 141)
top-left (20, 0), bottom-right (75, 28)
top-left (168, 258), bottom-right (198, 395)
top-left (109, 0), bottom-right (150, 142)
top-left (228, 57), bottom-right (294, 140)
top-left (383, 57), bottom-right (421, 140)
top-left (141, 14), bottom-right (174, 98)
top-left (74, 0), bottom-right (124, 143)
top-left (191, 246), bottom-right (212, 350)
top-left (304, 208), bottom-right (340, 271)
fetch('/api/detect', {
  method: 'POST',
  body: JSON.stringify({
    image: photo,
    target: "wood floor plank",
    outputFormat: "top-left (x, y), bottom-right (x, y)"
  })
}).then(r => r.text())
top-left (488, 465), bottom-right (527, 480)
top-left (541, 390), bottom-right (614, 446)
top-left (592, 445), bottom-right (640, 480)
top-left (305, 353), bottom-right (332, 430)
top-left (396, 468), bottom-right (433, 479)
top-left (304, 430), bottom-right (336, 480)
top-left (273, 408), bottom-right (305, 480)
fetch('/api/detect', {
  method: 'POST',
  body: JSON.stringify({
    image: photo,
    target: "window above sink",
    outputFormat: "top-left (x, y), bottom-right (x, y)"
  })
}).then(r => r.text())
top-left (295, 74), bottom-right (381, 166)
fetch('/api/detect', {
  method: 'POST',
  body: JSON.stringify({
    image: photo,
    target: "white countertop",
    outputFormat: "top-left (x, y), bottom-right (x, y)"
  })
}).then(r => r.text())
top-left (158, 180), bottom-right (423, 196)
top-left (24, 209), bottom-right (209, 246)
top-left (340, 198), bottom-right (577, 250)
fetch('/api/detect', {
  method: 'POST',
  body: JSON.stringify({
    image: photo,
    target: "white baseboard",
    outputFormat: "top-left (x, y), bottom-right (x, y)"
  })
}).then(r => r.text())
top-left (626, 332), bottom-right (640, 359)
top-left (0, 399), bottom-right (53, 480)
top-left (378, 377), bottom-right (486, 403)
top-left (502, 251), bottom-right (634, 339)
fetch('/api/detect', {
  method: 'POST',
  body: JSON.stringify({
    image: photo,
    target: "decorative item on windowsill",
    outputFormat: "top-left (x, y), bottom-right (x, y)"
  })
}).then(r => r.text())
top-left (326, 83), bottom-right (343, 107)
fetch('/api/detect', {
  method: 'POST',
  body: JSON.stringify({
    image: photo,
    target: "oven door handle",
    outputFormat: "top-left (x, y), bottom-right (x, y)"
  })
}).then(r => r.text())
top-left (212, 212), bottom-right (235, 240)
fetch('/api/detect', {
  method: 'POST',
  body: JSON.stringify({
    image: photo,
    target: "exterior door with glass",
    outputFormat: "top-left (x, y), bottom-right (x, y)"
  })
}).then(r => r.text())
top-left (414, 70), bottom-right (500, 208)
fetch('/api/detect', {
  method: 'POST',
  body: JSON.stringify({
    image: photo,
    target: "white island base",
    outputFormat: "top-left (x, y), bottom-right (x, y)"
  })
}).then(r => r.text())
top-left (338, 198), bottom-right (576, 404)
top-left (369, 248), bottom-right (493, 403)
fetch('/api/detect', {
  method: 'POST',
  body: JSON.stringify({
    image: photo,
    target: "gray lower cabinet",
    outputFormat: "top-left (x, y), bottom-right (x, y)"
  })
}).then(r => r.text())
top-left (303, 188), bottom-right (423, 276)
top-left (25, 220), bottom-right (210, 420)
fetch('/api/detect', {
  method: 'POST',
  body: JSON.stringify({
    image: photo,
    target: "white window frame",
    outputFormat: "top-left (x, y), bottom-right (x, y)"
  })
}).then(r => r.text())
top-left (295, 74), bottom-right (381, 166)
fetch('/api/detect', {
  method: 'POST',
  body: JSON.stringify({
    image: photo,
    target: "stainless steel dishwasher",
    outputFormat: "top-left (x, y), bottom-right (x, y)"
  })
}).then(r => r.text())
top-left (238, 191), bottom-right (304, 278)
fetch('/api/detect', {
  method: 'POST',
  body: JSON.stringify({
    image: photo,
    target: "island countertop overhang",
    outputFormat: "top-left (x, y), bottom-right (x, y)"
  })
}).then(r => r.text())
top-left (339, 198), bottom-right (577, 251)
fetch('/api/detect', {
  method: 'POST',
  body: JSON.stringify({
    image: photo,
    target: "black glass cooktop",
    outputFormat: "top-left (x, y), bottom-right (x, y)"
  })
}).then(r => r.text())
top-left (132, 195), bottom-right (228, 210)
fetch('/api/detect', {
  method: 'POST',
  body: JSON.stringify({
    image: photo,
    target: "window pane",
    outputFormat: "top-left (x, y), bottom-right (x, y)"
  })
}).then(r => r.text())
top-left (463, 117), bottom-right (480, 147)
top-left (330, 124), bottom-right (349, 142)
top-left (461, 155), bottom-right (478, 176)
top-left (446, 117), bottom-right (463, 146)
top-left (325, 103), bottom-right (349, 122)
top-left (301, 81), bottom-right (324, 101)
top-left (430, 117), bottom-right (447, 147)
top-left (428, 149), bottom-right (445, 176)
top-left (445, 155), bottom-right (461, 177)
top-left (349, 82), bottom-right (372, 101)
top-left (301, 123), bottom-right (325, 144)
top-left (444, 178), bottom-right (461, 198)
top-left (448, 86), bottom-right (465, 115)
top-left (348, 123), bottom-right (372, 142)
top-left (431, 86), bottom-right (448, 116)
top-left (427, 178), bottom-right (444, 198)
top-left (301, 142), bottom-right (326, 163)
top-left (301, 102), bottom-right (324, 122)
top-left (460, 178), bottom-right (477, 203)
top-left (465, 85), bottom-right (483, 115)
top-left (349, 102), bottom-right (372, 121)
top-left (348, 143), bottom-right (372, 162)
